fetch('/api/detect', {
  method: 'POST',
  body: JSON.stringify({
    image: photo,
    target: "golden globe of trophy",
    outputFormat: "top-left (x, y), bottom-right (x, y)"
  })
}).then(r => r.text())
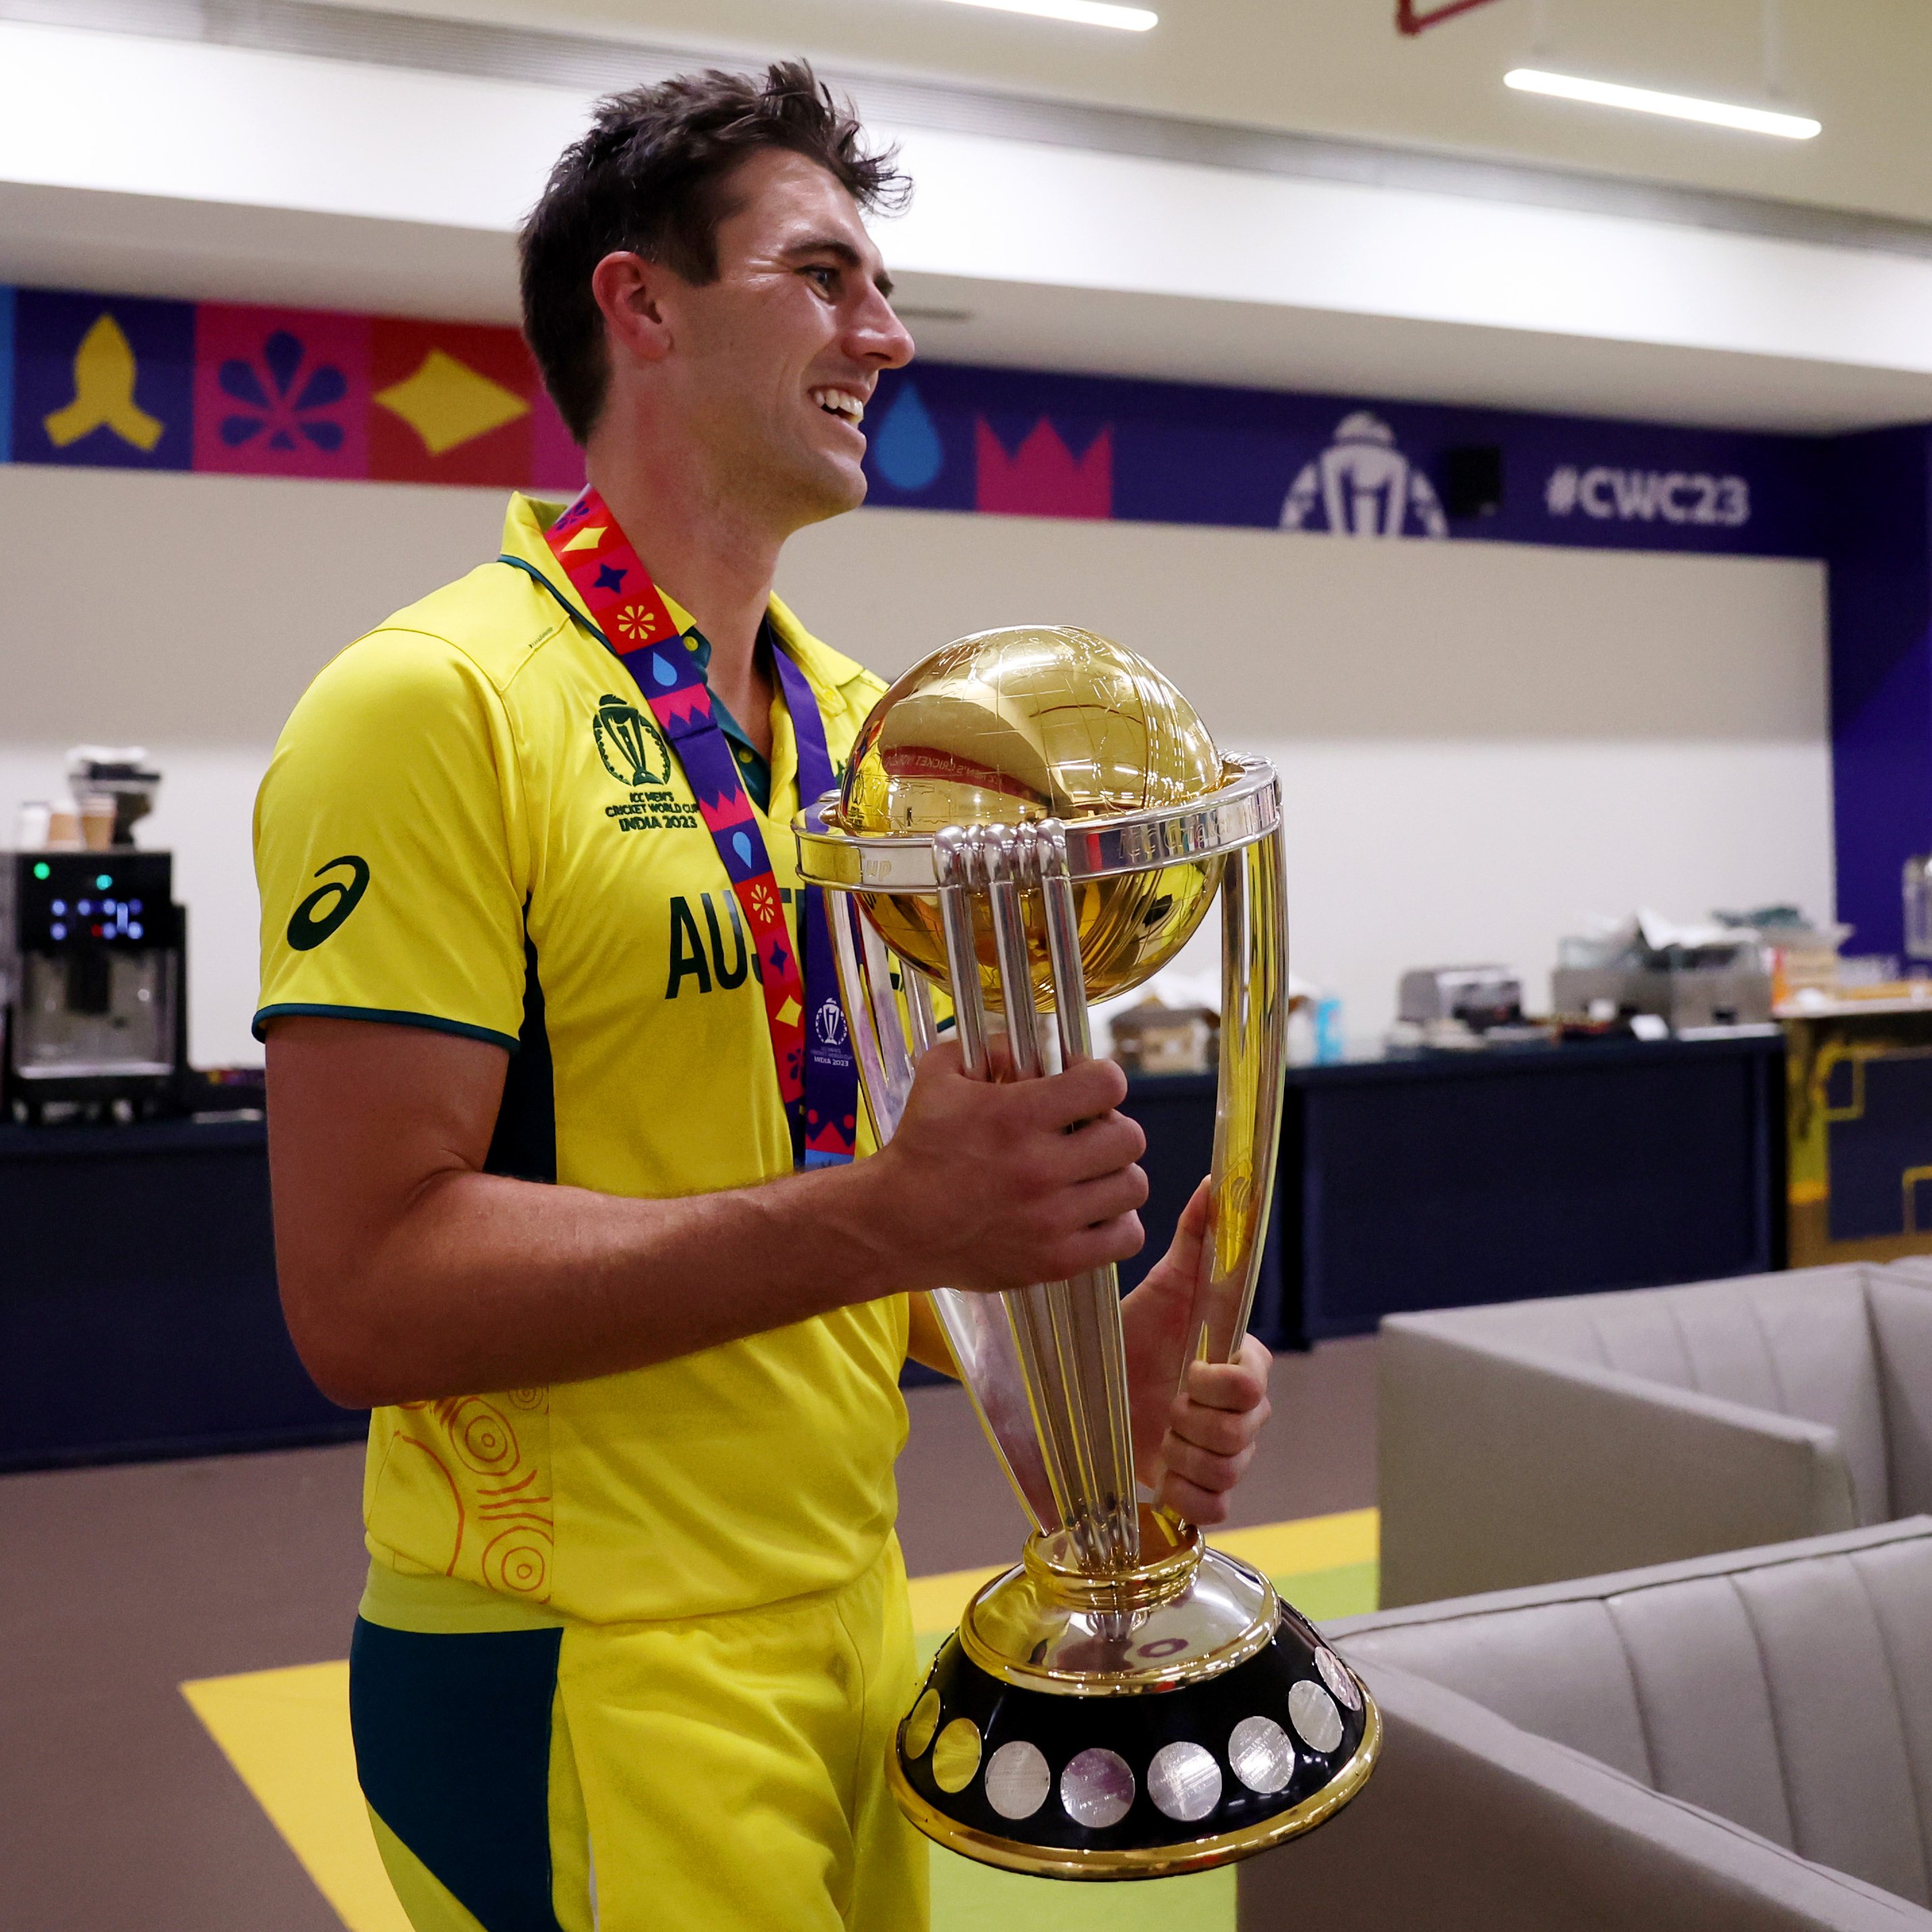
top-left (795, 626), bottom-right (1380, 1879)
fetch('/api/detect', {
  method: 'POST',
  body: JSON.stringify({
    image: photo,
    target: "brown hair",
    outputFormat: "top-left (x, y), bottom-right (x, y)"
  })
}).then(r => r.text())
top-left (519, 59), bottom-right (909, 443)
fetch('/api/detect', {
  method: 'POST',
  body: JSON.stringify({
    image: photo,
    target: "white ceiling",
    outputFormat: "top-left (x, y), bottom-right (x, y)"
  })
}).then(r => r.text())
top-left (6, 1), bottom-right (1932, 435)
top-left (314, 0), bottom-right (1932, 227)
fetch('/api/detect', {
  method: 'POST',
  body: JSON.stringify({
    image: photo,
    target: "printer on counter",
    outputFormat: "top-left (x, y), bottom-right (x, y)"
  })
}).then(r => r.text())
top-left (1551, 910), bottom-right (1773, 1032)
top-left (1398, 964), bottom-right (1525, 1034)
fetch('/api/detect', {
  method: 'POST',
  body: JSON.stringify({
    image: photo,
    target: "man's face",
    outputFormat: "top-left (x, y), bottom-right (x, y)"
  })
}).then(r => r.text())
top-left (649, 149), bottom-right (915, 528)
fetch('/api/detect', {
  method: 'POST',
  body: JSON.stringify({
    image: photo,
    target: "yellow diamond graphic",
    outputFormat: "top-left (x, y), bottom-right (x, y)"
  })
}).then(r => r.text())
top-left (776, 997), bottom-right (802, 1028)
top-left (561, 525), bottom-right (606, 553)
top-left (375, 349), bottom-right (529, 457)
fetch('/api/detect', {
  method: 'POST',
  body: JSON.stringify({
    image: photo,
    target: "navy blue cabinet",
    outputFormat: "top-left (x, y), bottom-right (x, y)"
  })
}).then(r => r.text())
top-left (1126, 1032), bottom-right (1785, 1348)
top-left (0, 1033), bottom-right (1785, 1467)
top-left (0, 1117), bottom-right (361, 1470)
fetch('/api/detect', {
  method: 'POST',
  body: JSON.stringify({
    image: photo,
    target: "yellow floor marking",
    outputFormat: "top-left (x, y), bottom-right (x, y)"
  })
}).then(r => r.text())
top-left (906, 1506), bottom-right (1378, 1638)
top-left (183, 1511), bottom-right (1378, 1932)
top-left (182, 1661), bottom-right (411, 1932)
top-left (1212, 1506), bottom-right (1378, 1583)
top-left (906, 1561), bottom-right (1007, 1636)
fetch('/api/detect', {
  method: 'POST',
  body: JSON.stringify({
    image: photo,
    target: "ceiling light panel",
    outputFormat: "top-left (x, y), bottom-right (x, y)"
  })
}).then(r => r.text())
top-left (933, 0), bottom-right (1158, 30)
top-left (1504, 68), bottom-right (1820, 140)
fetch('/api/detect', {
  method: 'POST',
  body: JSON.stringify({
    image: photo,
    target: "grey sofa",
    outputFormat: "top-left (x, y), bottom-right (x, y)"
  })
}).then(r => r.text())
top-left (1378, 1264), bottom-right (1932, 1608)
top-left (1238, 1521), bottom-right (1932, 1931)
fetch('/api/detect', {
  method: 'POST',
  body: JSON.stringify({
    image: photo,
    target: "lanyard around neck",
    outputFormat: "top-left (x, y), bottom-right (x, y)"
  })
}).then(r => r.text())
top-left (539, 488), bottom-right (857, 1167)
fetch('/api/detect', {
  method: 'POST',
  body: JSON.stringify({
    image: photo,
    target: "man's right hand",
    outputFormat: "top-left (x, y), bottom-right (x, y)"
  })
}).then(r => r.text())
top-left (856, 1039), bottom-right (1148, 1295)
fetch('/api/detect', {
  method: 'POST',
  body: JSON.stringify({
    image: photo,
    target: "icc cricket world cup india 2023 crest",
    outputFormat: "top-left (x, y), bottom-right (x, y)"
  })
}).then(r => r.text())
top-left (794, 626), bottom-right (1380, 1879)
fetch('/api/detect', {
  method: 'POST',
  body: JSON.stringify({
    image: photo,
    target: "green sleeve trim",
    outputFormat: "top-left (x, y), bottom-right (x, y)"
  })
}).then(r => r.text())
top-left (252, 1003), bottom-right (519, 1052)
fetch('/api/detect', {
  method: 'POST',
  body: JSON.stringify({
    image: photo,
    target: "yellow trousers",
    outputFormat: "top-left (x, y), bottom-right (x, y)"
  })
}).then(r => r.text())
top-left (355, 1538), bottom-right (928, 1931)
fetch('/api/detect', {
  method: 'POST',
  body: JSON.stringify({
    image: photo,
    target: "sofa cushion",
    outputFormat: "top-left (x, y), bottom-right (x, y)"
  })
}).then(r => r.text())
top-left (1240, 1658), bottom-right (1932, 1932)
top-left (1339, 1524), bottom-right (1932, 1906)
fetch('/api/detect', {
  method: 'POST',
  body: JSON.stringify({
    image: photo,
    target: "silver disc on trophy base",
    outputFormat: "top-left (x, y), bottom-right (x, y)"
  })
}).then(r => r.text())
top-left (794, 626), bottom-right (1380, 1878)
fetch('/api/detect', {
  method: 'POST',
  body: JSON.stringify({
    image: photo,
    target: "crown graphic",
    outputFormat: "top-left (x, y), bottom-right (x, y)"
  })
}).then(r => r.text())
top-left (974, 417), bottom-right (1113, 520)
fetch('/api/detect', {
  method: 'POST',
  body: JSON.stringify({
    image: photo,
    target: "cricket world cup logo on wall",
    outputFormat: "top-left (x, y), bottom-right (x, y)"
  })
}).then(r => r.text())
top-left (593, 694), bottom-right (672, 788)
top-left (1281, 411), bottom-right (1447, 539)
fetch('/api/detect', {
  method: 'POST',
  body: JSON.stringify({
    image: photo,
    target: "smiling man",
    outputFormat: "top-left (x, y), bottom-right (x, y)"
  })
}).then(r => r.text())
top-left (253, 63), bottom-right (1272, 1932)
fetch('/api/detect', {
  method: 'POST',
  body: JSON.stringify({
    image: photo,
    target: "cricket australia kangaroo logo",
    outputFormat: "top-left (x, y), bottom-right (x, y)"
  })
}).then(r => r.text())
top-left (593, 694), bottom-right (672, 789)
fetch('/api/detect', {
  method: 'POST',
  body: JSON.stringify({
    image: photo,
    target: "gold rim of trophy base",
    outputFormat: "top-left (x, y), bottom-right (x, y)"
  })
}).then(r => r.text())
top-left (887, 1693), bottom-right (1382, 1881)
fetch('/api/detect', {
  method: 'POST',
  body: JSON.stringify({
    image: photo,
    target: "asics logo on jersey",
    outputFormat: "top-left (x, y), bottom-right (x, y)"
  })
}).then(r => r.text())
top-left (593, 695), bottom-right (672, 789)
top-left (287, 854), bottom-right (370, 952)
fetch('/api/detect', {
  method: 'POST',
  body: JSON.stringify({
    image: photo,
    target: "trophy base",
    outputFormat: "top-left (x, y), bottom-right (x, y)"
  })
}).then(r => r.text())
top-left (889, 1516), bottom-right (1380, 1880)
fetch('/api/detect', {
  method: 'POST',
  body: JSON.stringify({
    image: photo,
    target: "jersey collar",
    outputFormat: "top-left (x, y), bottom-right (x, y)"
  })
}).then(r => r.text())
top-left (503, 492), bottom-right (873, 709)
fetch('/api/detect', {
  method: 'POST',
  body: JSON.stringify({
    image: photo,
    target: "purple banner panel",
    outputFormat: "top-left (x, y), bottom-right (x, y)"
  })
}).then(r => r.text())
top-left (11, 288), bottom-right (194, 472)
top-left (1823, 426), bottom-right (1932, 956)
top-left (862, 361), bottom-right (1825, 560)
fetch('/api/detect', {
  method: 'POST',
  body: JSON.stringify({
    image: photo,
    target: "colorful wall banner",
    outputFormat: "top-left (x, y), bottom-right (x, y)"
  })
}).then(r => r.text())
top-left (0, 277), bottom-right (1842, 562)
top-left (1, 283), bottom-right (585, 496)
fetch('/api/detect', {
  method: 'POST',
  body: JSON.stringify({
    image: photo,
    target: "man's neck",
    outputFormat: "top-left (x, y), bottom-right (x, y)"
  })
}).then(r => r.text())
top-left (585, 438), bottom-right (783, 756)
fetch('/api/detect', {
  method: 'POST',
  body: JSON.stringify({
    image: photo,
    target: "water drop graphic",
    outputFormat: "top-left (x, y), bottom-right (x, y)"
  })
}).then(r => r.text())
top-left (873, 382), bottom-right (944, 492)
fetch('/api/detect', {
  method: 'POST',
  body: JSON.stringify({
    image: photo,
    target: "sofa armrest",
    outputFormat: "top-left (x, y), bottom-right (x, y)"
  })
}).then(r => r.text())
top-left (1236, 1661), bottom-right (1932, 1932)
top-left (1378, 1318), bottom-right (1858, 1607)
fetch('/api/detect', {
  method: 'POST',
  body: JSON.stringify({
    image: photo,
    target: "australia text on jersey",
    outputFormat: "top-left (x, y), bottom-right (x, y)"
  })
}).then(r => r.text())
top-left (668, 889), bottom-right (807, 998)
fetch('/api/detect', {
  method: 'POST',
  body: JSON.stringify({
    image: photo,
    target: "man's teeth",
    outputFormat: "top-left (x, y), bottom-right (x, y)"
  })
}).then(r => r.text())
top-left (811, 388), bottom-right (865, 425)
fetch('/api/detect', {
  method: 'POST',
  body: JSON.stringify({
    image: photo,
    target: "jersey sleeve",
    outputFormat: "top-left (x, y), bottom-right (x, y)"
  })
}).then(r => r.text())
top-left (254, 627), bottom-right (529, 1049)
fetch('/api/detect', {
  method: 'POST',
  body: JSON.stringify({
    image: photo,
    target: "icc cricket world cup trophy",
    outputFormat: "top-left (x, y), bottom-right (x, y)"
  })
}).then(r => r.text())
top-left (794, 625), bottom-right (1380, 1880)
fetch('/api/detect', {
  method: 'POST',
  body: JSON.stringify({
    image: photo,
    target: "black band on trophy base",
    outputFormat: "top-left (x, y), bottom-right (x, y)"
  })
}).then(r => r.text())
top-left (889, 1606), bottom-right (1382, 1880)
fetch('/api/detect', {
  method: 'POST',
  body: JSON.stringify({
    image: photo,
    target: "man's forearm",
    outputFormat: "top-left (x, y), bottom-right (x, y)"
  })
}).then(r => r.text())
top-left (283, 1158), bottom-right (904, 1407)
top-left (266, 1015), bottom-right (1146, 1410)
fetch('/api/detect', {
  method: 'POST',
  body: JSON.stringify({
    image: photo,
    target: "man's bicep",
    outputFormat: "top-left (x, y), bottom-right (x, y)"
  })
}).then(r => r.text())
top-left (265, 1016), bottom-right (509, 1368)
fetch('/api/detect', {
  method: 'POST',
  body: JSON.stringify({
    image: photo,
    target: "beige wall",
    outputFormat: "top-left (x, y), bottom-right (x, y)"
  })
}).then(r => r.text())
top-left (0, 467), bottom-right (1830, 1064)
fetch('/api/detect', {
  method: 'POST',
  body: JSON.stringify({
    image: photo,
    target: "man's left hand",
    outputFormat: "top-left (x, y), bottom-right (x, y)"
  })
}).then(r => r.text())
top-left (1119, 1177), bottom-right (1273, 1526)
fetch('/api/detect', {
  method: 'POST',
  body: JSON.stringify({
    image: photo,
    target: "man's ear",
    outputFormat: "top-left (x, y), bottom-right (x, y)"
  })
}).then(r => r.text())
top-left (591, 252), bottom-right (676, 369)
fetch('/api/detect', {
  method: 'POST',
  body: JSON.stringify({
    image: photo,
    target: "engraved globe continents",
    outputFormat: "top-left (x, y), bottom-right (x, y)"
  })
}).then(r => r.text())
top-left (838, 626), bottom-right (1229, 1005)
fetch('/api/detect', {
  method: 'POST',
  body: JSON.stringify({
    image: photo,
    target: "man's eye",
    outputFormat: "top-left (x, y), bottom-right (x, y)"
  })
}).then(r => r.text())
top-left (804, 265), bottom-right (838, 291)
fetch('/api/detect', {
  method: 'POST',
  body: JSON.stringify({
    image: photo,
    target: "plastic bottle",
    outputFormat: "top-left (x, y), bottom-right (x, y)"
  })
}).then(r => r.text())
top-left (1314, 996), bottom-right (1345, 1065)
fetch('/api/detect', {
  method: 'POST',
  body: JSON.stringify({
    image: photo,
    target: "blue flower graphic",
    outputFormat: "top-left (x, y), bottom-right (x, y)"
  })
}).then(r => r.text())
top-left (218, 330), bottom-right (348, 452)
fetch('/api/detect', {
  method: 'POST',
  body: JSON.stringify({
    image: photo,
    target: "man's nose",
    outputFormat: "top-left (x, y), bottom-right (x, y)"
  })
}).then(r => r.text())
top-left (852, 290), bottom-right (915, 369)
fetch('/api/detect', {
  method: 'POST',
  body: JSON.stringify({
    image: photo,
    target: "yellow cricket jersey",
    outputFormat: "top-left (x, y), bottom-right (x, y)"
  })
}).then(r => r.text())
top-left (254, 493), bottom-right (907, 1631)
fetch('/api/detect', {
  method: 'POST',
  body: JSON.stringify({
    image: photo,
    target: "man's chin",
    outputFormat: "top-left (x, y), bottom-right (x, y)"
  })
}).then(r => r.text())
top-left (788, 456), bottom-right (869, 527)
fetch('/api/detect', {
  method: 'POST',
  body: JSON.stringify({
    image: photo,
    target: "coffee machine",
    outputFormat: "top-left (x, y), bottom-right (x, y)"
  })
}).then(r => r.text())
top-left (1, 850), bottom-right (187, 1121)
top-left (3, 747), bottom-right (188, 1122)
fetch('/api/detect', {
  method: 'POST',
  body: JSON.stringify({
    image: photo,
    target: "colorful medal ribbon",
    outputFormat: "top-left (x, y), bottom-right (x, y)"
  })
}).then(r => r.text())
top-left (544, 488), bottom-right (857, 1168)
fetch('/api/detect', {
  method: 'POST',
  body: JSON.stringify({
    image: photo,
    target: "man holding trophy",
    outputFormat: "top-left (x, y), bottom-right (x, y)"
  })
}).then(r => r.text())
top-left (256, 60), bottom-right (1296, 1932)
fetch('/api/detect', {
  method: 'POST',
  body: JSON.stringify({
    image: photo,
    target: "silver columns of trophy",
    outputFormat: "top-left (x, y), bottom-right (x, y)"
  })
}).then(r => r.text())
top-left (795, 625), bottom-right (1378, 1879)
